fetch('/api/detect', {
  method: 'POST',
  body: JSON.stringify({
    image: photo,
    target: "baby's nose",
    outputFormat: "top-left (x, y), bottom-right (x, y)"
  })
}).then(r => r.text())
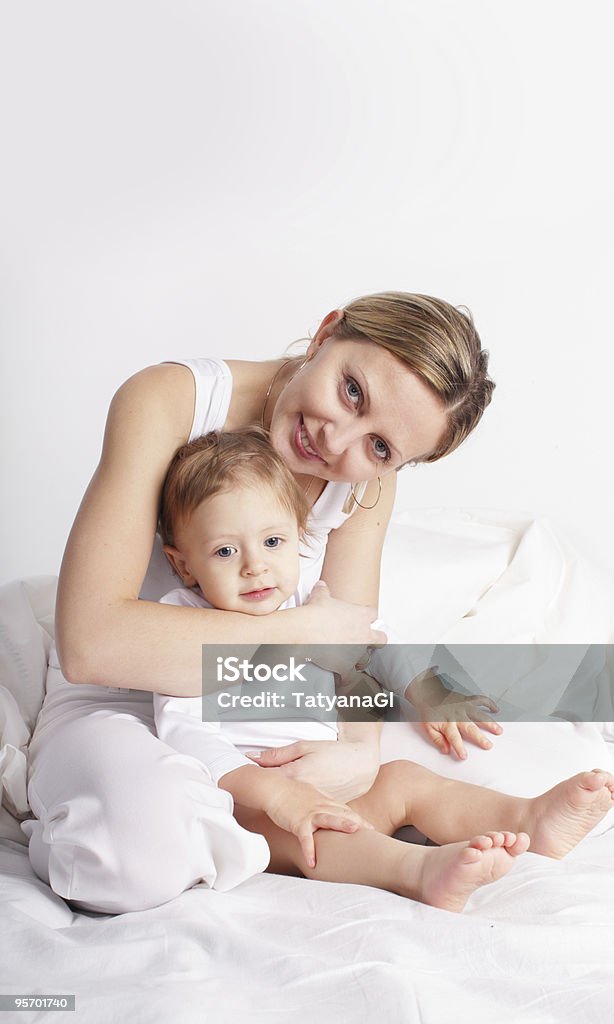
top-left (241, 556), bottom-right (269, 577)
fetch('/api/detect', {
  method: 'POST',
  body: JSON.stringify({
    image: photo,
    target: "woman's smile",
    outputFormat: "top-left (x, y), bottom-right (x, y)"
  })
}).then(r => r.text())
top-left (270, 337), bottom-right (450, 485)
top-left (294, 416), bottom-right (326, 463)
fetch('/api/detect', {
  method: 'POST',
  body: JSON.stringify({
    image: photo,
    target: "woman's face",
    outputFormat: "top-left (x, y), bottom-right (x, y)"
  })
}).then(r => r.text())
top-left (269, 323), bottom-right (450, 484)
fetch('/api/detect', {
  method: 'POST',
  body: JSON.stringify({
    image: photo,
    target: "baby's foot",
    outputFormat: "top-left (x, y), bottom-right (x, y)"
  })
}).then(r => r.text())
top-left (415, 831), bottom-right (529, 913)
top-left (526, 769), bottom-right (614, 859)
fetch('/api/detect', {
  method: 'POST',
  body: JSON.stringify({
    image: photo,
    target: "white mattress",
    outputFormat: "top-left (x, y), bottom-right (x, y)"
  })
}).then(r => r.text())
top-left (1, 510), bottom-right (613, 1023)
top-left (1, 731), bottom-right (613, 1024)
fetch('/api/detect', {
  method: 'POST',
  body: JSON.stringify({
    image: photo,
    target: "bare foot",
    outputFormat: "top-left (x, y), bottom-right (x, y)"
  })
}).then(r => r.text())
top-left (414, 831), bottom-right (529, 913)
top-left (526, 769), bottom-right (614, 859)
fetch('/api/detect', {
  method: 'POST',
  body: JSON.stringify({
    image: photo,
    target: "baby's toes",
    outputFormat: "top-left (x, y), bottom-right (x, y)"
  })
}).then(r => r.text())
top-left (508, 832), bottom-right (530, 855)
top-left (468, 834), bottom-right (494, 851)
top-left (482, 831), bottom-right (505, 847)
top-left (585, 769), bottom-right (610, 790)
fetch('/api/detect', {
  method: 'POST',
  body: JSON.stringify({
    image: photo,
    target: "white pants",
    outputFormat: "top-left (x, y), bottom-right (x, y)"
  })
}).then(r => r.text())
top-left (22, 655), bottom-right (270, 914)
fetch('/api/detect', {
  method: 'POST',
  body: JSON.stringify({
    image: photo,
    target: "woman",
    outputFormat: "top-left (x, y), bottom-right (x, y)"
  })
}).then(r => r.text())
top-left (25, 292), bottom-right (494, 913)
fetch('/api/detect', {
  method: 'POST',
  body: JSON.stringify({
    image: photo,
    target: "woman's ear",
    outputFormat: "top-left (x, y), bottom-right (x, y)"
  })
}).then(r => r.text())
top-left (306, 308), bottom-right (345, 359)
top-left (162, 544), bottom-right (198, 587)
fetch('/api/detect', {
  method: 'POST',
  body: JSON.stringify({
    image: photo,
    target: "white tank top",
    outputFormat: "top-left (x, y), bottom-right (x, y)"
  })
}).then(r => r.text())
top-left (139, 357), bottom-right (355, 602)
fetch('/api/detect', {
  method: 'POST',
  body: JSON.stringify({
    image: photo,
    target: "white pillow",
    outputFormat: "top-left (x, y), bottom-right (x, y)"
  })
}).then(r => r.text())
top-left (0, 684), bottom-right (30, 818)
top-left (0, 576), bottom-right (56, 732)
top-left (0, 576), bottom-right (56, 844)
top-left (380, 510), bottom-right (614, 645)
top-left (594, 722), bottom-right (614, 742)
top-left (379, 510), bottom-right (519, 643)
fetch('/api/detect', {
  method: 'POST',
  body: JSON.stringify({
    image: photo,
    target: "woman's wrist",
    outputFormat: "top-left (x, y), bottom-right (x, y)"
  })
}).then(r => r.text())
top-left (337, 720), bottom-right (382, 750)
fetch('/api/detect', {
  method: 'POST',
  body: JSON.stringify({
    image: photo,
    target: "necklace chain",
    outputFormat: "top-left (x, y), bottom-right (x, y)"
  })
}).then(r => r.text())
top-left (261, 359), bottom-right (291, 430)
top-left (261, 359), bottom-right (318, 506)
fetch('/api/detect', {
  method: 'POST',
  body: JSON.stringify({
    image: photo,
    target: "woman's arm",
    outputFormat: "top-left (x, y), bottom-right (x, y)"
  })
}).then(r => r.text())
top-left (56, 365), bottom-right (382, 695)
top-left (319, 473), bottom-right (394, 761)
top-left (56, 363), bottom-right (194, 685)
top-left (319, 472), bottom-right (396, 605)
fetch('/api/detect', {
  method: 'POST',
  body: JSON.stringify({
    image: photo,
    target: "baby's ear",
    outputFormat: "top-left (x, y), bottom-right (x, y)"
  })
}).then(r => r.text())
top-left (162, 544), bottom-right (198, 587)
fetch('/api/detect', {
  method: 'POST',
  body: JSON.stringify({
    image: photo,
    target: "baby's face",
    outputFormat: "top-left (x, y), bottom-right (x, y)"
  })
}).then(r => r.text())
top-left (171, 484), bottom-right (301, 615)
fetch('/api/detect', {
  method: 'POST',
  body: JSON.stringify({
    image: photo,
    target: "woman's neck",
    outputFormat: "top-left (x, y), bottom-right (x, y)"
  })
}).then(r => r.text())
top-left (223, 358), bottom-right (288, 431)
top-left (223, 357), bottom-right (326, 507)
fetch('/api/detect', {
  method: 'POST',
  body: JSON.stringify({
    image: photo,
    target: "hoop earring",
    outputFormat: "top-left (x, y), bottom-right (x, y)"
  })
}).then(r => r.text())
top-left (350, 476), bottom-right (382, 510)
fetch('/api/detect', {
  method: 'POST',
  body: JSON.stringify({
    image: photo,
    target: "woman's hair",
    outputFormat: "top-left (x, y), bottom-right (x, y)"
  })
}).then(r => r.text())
top-left (159, 426), bottom-right (310, 547)
top-left (325, 291), bottom-right (495, 463)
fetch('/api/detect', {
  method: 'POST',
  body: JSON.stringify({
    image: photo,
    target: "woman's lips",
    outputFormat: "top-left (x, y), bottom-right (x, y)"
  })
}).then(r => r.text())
top-left (294, 417), bottom-right (325, 462)
top-left (240, 587), bottom-right (277, 602)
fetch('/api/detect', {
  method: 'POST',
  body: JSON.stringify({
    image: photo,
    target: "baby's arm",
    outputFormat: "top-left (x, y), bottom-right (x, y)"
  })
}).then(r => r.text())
top-left (154, 693), bottom-right (374, 869)
top-left (402, 668), bottom-right (501, 759)
top-left (366, 631), bottom-right (502, 759)
top-left (153, 586), bottom-right (260, 780)
top-left (154, 692), bottom-right (254, 782)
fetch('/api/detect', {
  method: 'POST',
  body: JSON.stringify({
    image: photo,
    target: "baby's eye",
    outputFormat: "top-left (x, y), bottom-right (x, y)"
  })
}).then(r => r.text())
top-left (344, 377), bottom-right (362, 404)
top-left (215, 545), bottom-right (236, 558)
top-left (264, 536), bottom-right (282, 549)
top-left (372, 437), bottom-right (391, 462)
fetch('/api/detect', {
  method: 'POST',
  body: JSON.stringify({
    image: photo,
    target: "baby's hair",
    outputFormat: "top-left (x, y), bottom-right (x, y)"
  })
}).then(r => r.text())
top-left (159, 425), bottom-right (310, 547)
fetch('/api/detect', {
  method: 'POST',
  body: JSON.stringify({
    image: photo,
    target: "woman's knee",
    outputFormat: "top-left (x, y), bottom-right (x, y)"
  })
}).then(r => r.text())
top-left (27, 718), bottom-right (224, 912)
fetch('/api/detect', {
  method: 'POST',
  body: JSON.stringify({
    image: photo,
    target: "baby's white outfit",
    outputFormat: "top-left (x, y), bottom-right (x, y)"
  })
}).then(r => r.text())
top-left (154, 587), bottom-right (408, 787)
top-left (24, 358), bottom-right (408, 914)
top-left (154, 587), bottom-right (339, 785)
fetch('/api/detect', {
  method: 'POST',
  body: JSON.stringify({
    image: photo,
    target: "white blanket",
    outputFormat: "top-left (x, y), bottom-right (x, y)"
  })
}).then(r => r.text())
top-left (1, 512), bottom-right (613, 1023)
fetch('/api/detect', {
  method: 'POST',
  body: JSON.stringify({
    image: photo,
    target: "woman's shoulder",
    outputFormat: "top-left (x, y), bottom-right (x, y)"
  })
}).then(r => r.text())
top-left (162, 357), bottom-right (233, 439)
top-left (167, 356), bottom-right (230, 380)
top-left (309, 480), bottom-right (354, 529)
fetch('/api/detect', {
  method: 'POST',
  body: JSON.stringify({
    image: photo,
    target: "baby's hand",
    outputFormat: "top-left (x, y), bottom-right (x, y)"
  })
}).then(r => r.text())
top-left (420, 693), bottom-right (503, 760)
top-left (263, 779), bottom-right (374, 868)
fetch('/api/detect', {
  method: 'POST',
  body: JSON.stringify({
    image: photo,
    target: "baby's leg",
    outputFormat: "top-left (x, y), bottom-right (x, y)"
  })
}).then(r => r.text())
top-left (233, 804), bottom-right (528, 913)
top-left (354, 761), bottom-right (614, 859)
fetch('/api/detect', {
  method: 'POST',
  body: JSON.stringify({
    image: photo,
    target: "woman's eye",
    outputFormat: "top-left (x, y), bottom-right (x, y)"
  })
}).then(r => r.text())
top-left (372, 438), bottom-right (391, 462)
top-left (264, 536), bottom-right (282, 549)
top-left (215, 546), bottom-right (236, 558)
top-left (344, 377), bottom-right (362, 404)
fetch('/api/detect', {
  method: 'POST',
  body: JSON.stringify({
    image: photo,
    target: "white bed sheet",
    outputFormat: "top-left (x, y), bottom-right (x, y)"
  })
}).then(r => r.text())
top-left (1, 738), bottom-right (613, 1024)
top-left (1, 511), bottom-right (614, 1023)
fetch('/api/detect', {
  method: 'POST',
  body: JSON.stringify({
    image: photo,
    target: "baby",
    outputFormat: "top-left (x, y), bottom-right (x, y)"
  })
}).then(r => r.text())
top-left (154, 428), bottom-right (614, 913)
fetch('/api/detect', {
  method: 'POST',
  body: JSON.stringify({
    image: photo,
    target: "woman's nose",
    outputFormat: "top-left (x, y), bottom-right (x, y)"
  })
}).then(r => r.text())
top-left (320, 420), bottom-right (361, 457)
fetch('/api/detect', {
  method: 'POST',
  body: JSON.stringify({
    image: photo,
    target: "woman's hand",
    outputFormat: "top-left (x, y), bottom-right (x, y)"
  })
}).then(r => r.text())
top-left (263, 779), bottom-right (374, 868)
top-left (245, 736), bottom-right (381, 803)
top-left (302, 581), bottom-right (387, 653)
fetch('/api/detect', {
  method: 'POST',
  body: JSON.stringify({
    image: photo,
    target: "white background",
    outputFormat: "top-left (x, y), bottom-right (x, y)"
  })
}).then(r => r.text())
top-left (1, 0), bottom-right (613, 584)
